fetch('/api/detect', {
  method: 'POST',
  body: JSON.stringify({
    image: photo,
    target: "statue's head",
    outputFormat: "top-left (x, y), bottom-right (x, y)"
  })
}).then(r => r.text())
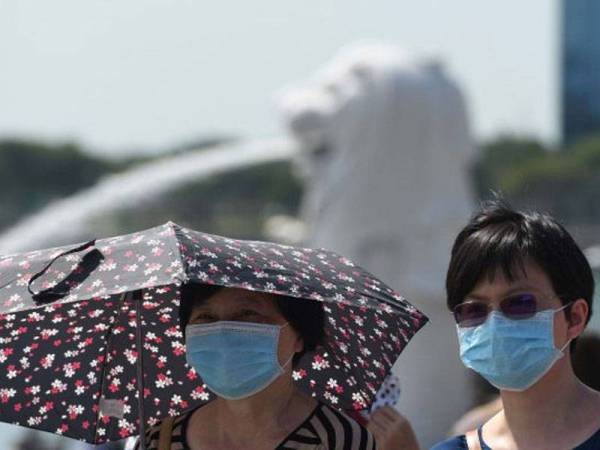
top-left (277, 43), bottom-right (414, 157)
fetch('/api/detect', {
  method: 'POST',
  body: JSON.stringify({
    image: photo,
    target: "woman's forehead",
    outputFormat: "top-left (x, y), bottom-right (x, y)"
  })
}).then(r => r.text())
top-left (192, 288), bottom-right (276, 310)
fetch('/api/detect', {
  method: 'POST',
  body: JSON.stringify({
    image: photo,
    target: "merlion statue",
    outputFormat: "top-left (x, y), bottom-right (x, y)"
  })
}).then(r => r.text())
top-left (277, 43), bottom-right (477, 447)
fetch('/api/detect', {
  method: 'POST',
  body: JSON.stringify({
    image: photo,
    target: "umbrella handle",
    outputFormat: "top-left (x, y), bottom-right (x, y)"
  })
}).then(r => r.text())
top-left (27, 239), bottom-right (97, 304)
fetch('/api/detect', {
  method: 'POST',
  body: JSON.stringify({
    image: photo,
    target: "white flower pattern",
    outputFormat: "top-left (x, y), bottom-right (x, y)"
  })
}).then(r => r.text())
top-left (0, 222), bottom-right (427, 445)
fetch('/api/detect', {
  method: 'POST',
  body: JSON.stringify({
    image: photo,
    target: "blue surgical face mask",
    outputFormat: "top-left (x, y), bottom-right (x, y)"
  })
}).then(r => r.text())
top-left (185, 321), bottom-right (293, 400)
top-left (457, 304), bottom-right (571, 391)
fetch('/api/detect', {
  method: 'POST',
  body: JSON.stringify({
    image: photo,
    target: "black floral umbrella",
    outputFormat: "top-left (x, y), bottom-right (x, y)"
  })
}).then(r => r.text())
top-left (0, 222), bottom-right (427, 447)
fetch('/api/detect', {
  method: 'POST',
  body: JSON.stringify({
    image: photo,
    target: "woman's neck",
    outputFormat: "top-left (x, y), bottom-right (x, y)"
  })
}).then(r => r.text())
top-left (200, 373), bottom-right (316, 449)
top-left (487, 358), bottom-right (599, 449)
top-left (216, 375), bottom-right (297, 429)
top-left (503, 362), bottom-right (578, 427)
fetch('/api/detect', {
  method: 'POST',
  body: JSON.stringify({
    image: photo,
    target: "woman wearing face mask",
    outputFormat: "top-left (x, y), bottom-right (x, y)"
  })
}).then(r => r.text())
top-left (135, 284), bottom-right (376, 450)
top-left (432, 201), bottom-right (600, 450)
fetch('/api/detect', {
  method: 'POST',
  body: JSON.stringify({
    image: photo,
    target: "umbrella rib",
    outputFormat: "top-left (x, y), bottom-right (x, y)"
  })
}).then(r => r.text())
top-left (168, 222), bottom-right (190, 284)
top-left (0, 277), bottom-right (18, 292)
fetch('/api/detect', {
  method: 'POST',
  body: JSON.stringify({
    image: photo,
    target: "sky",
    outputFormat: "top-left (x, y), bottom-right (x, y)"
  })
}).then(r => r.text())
top-left (0, 1), bottom-right (558, 157)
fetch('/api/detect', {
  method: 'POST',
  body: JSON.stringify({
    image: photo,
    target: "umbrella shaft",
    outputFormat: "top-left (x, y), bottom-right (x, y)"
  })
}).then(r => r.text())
top-left (134, 290), bottom-right (148, 450)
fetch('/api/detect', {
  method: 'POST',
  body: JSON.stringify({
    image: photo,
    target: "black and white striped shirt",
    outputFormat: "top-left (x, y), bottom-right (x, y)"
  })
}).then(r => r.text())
top-left (135, 402), bottom-right (376, 450)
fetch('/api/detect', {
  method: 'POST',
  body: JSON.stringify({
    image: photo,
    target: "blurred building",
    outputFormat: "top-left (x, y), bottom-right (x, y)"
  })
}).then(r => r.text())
top-left (562, 0), bottom-right (600, 145)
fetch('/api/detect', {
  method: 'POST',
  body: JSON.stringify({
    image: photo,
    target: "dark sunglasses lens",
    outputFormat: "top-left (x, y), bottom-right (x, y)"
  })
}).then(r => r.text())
top-left (502, 294), bottom-right (537, 319)
top-left (454, 302), bottom-right (488, 327)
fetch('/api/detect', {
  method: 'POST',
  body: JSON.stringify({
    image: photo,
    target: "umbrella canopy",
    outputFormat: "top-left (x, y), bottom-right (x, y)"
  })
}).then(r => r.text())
top-left (0, 222), bottom-right (427, 445)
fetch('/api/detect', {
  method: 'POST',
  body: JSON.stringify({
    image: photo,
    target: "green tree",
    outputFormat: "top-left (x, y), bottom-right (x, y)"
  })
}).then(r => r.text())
top-left (0, 139), bottom-right (117, 229)
top-left (471, 135), bottom-right (547, 199)
top-left (474, 134), bottom-right (600, 225)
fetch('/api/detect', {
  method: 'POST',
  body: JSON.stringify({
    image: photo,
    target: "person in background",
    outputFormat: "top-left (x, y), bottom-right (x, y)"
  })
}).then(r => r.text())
top-left (367, 406), bottom-right (420, 450)
top-left (571, 332), bottom-right (600, 391)
top-left (432, 200), bottom-right (600, 450)
top-left (346, 375), bottom-right (420, 450)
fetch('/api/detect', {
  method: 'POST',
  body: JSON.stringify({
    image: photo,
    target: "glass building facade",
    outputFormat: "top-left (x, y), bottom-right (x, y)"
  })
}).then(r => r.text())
top-left (562, 0), bottom-right (600, 145)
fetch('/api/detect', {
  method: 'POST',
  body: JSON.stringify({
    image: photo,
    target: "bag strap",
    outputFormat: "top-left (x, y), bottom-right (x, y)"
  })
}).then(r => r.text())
top-left (27, 239), bottom-right (97, 304)
top-left (158, 416), bottom-right (175, 450)
top-left (465, 429), bottom-right (482, 450)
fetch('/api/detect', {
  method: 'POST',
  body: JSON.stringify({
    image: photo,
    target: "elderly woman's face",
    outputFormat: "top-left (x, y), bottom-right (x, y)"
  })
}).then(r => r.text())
top-left (188, 288), bottom-right (304, 366)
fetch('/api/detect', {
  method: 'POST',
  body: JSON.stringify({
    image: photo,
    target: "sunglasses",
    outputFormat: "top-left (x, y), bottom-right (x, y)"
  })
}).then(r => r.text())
top-left (453, 293), bottom-right (561, 328)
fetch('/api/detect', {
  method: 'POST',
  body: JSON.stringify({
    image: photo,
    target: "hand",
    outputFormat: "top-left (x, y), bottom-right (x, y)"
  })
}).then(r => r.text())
top-left (366, 406), bottom-right (420, 450)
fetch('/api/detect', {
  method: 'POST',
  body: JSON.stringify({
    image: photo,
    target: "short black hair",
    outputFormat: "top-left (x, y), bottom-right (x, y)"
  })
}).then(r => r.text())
top-left (179, 283), bottom-right (325, 366)
top-left (446, 200), bottom-right (594, 327)
top-left (571, 332), bottom-right (600, 391)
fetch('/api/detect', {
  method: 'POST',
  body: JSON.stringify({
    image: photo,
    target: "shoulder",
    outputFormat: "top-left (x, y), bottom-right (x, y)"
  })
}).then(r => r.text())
top-left (133, 410), bottom-right (193, 450)
top-left (577, 426), bottom-right (600, 450)
top-left (310, 403), bottom-right (376, 449)
top-left (430, 435), bottom-right (468, 450)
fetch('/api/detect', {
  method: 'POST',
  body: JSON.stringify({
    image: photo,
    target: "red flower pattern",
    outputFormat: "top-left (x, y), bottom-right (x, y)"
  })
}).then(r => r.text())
top-left (0, 222), bottom-right (427, 444)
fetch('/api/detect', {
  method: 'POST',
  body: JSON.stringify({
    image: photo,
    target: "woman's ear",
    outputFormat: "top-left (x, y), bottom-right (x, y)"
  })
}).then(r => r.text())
top-left (566, 298), bottom-right (589, 341)
top-left (288, 326), bottom-right (304, 354)
top-left (295, 334), bottom-right (305, 354)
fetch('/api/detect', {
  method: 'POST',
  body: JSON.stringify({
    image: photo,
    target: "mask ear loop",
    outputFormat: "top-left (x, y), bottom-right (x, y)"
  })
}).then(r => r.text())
top-left (280, 352), bottom-right (296, 370)
top-left (556, 301), bottom-right (573, 313)
top-left (559, 339), bottom-right (572, 353)
top-left (277, 322), bottom-right (297, 370)
top-left (556, 301), bottom-right (574, 353)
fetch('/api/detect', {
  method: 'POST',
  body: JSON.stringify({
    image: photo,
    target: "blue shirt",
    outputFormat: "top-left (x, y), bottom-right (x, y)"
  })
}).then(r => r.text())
top-left (431, 426), bottom-right (600, 450)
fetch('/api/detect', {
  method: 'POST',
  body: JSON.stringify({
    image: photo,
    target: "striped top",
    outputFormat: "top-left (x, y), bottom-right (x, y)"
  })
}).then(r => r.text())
top-left (135, 402), bottom-right (377, 450)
